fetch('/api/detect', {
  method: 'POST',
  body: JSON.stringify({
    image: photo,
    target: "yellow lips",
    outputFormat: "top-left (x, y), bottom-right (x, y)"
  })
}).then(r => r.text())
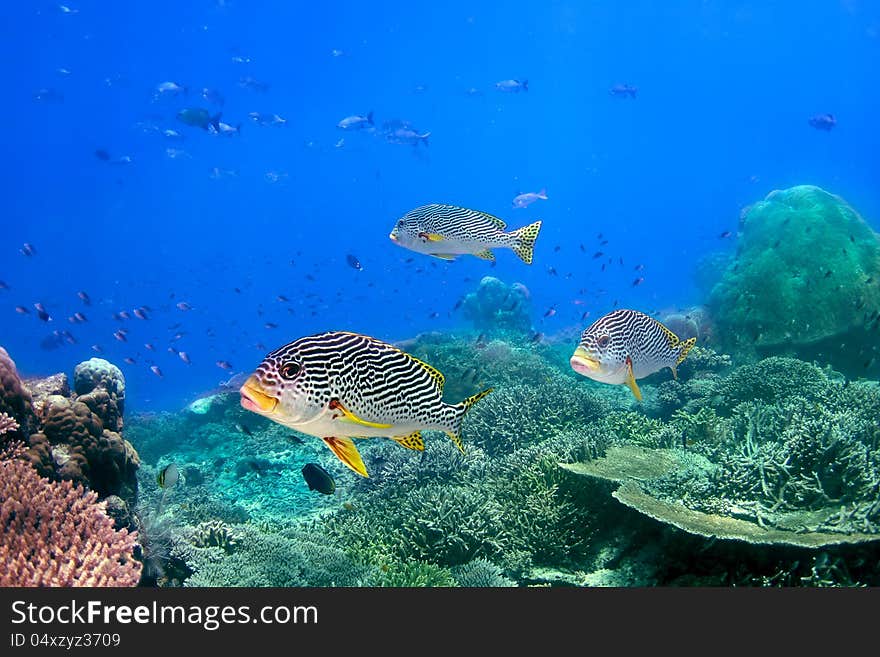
top-left (389, 232), bottom-right (398, 242)
top-left (240, 376), bottom-right (278, 413)
top-left (570, 347), bottom-right (601, 373)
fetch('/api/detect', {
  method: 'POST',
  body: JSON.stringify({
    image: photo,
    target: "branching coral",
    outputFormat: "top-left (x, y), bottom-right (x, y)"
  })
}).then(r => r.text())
top-left (184, 525), bottom-right (372, 587)
top-left (452, 558), bottom-right (517, 587)
top-left (464, 375), bottom-right (609, 457)
top-left (0, 447), bottom-right (142, 586)
top-left (190, 520), bottom-right (242, 553)
top-left (0, 412), bottom-right (19, 436)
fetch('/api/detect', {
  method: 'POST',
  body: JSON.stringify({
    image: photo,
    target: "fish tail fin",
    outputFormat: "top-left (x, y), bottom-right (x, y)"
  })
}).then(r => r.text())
top-left (445, 387), bottom-right (493, 452)
top-left (676, 336), bottom-right (697, 366)
top-left (421, 132), bottom-right (430, 147)
top-left (510, 220), bottom-right (542, 264)
top-left (522, 79), bottom-right (528, 92)
top-left (367, 110), bottom-right (374, 125)
top-left (538, 187), bottom-right (547, 199)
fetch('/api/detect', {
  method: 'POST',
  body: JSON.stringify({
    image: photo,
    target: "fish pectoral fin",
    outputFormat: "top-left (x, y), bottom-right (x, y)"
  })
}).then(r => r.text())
top-left (392, 431), bottom-right (425, 451)
top-left (419, 232), bottom-right (445, 242)
top-left (445, 431), bottom-right (465, 453)
top-left (430, 253), bottom-right (457, 261)
top-left (624, 358), bottom-right (643, 401)
top-left (329, 399), bottom-right (393, 429)
top-left (321, 437), bottom-right (368, 477)
top-left (474, 249), bottom-right (495, 261)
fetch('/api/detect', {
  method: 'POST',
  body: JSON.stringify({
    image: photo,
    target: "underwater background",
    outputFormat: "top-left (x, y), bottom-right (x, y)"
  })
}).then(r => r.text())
top-left (1, 0), bottom-right (880, 587)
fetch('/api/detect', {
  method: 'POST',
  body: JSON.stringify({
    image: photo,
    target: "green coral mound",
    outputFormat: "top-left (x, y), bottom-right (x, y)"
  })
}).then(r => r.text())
top-left (708, 185), bottom-right (880, 374)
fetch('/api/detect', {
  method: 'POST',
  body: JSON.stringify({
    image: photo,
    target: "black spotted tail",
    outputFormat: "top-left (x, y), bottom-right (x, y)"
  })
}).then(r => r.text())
top-left (510, 220), bottom-right (542, 264)
top-left (445, 387), bottom-right (493, 452)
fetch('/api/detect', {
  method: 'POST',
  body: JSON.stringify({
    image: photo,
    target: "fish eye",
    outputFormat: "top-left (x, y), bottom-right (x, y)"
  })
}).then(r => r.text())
top-left (279, 362), bottom-right (301, 379)
top-left (596, 335), bottom-right (611, 348)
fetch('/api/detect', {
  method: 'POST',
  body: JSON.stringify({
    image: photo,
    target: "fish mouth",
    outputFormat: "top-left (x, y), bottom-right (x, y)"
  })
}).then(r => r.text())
top-left (389, 232), bottom-right (398, 242)
top-left (570, 347), bottom-right (601, 376)
top-left (240, 376), bottom-right (278, 414)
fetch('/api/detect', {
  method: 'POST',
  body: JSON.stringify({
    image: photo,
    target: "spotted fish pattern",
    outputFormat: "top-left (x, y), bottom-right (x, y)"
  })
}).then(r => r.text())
top-left (570, 309), bottom-right (696, 401)
top-left (389, 204), bottom-right (542, 264)
top-left (240, 331), bottom-right (492, 477)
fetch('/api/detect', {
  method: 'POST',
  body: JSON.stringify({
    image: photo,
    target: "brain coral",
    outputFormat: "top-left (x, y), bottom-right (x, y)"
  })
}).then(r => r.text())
top-left (73, 358), bottom-right (125, 419)
top-left (38, 395), bottom-right (139, 504)
top-left (708, 186), bottom-right (880, 371)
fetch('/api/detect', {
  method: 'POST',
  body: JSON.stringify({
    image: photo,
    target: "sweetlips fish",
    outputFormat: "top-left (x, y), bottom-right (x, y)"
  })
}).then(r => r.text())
top-left (570, 309), bottom-right (696, 401)
top-left (390, 204), bottom-right (542, 264)
top-left (239, 331), bottom-right (492, 477)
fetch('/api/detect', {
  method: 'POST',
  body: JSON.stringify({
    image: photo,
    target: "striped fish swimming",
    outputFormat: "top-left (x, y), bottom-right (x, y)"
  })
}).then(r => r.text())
top-left (239, 331), bottom-right (492, 477)
top-left (389, 204), bottom-right (542, 264)
top-left (569, 309), bottom-right (696, 401)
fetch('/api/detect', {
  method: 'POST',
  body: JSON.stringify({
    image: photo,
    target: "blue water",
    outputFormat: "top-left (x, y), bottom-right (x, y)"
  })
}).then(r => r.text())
top-left (2, 0), bottom-right (878, 410)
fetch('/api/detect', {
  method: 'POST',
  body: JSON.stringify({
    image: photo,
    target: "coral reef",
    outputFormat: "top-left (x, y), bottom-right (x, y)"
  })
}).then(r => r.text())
top-left (459, 276), bottom-right (532, 333)
top-left (0, 346), bottom-right (36, 442)
top-left (73, 358), bottom-right (125, 415)
top-left (0, 447), bottom-right (142, 586)
top-left (35, 394), bottom-right (139, 505)
top-left (184, 525), bottom-right (372, 587)
top-left (708, 185), bottom-right (880, 377)
top-left (452, 558), bottom-right (517, 587)
top-left (0, 412), bottom-right (19, 436)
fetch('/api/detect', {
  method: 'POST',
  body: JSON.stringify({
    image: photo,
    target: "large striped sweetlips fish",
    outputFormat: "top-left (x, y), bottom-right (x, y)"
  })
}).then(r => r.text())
top-left (240, 331), bottom-right (492, 477)
top-left (570, 309), bottom-right (696, 401)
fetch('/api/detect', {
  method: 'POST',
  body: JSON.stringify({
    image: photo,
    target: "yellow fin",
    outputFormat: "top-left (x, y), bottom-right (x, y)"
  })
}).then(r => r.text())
top-left (676, 337), bottom-right (697, 366)
top-left (474, 249), bottom-right (495, 261)
top-left (484, 214), bottom-right (507, 230)
top-left (430, 253), bottom-right (457, 261)
top-left (510, 220), bottom-right (542, 265)
top-left (657, 322), bottom-right (680, 349)
top-left (445, 431), bottom-right (464, 452)
top-left (406, 356), bottom-right (445, 390)
top-left (329, 399), bottom-right (393, 429)
top-left (393, 431), bottom-right (425, 451)
top-left (625, 359), bottom-right (643, 401)
top-left (446, 387), bottom-right (494, 452)
top-left (422, 233), bottom-right (445, 242)
top-left (321, 436), bottom-right (368, 477)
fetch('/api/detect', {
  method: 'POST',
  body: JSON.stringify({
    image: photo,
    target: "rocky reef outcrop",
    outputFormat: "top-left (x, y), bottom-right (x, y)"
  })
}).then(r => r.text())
top-left (708, 185), bottom-right (880, 377)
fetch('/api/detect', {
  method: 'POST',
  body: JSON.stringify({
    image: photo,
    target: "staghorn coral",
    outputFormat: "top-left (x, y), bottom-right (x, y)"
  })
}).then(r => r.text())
top-left (190, 520), bottom-right (242, 553)
top-left (0, 412), bottom-right (19, 435)
top-left (374, 561), bottom-right (458, 587)
top-left (394, 482), bottom-right (509, 566)
top-left (0, 447), bottom-right (142, 586)
top-left (464, 374), bottom-right (609, 457)
top-left (184, 525), bottom-right (372, 587)
top-left (452, 558), bottom-right (517, 587)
